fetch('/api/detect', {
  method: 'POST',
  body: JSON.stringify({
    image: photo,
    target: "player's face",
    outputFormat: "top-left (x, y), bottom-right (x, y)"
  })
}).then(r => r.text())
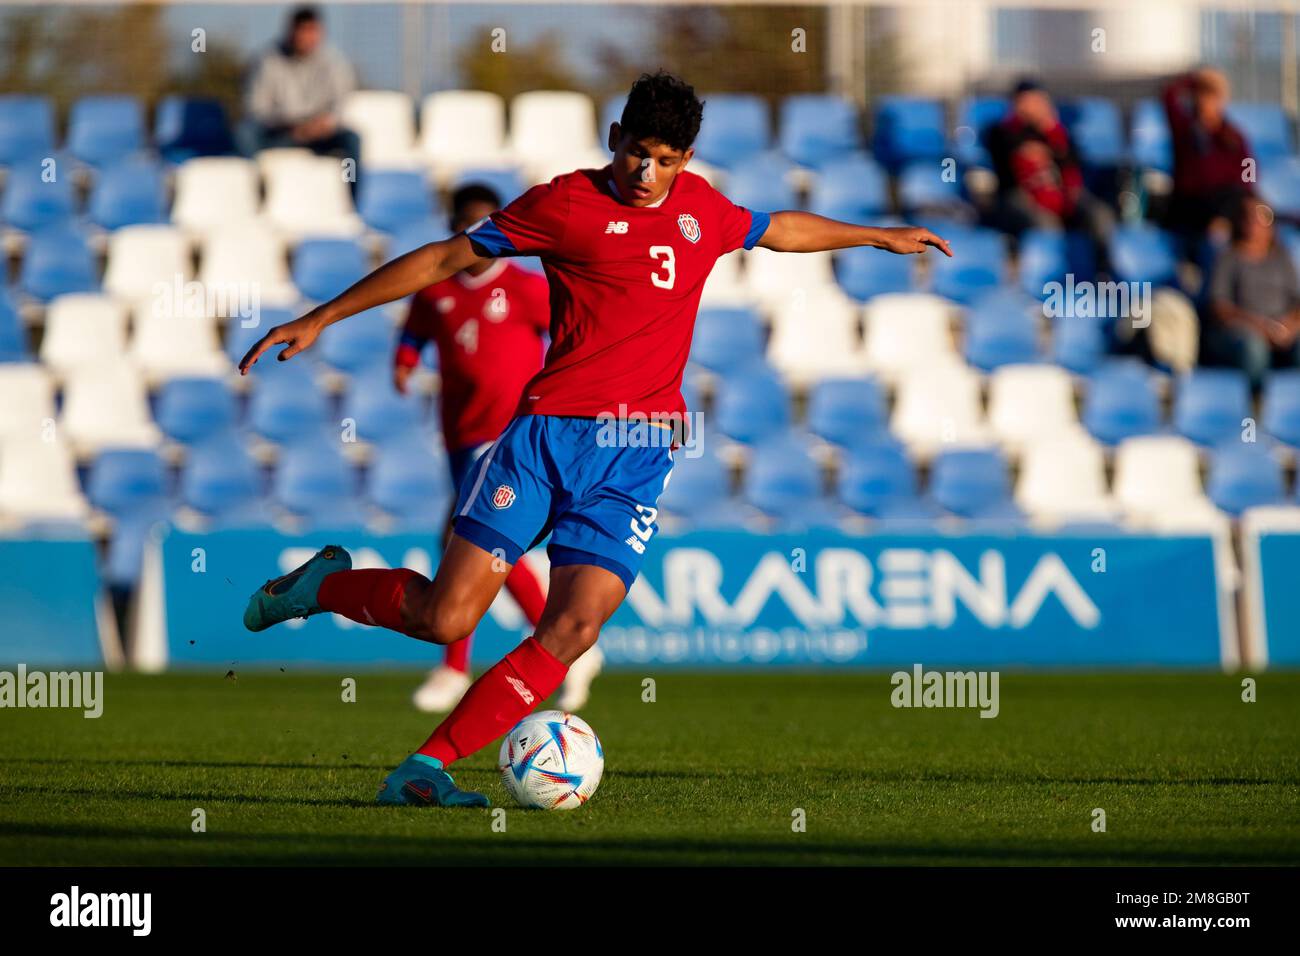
top-left (608, 124), bottom-right (694, 207)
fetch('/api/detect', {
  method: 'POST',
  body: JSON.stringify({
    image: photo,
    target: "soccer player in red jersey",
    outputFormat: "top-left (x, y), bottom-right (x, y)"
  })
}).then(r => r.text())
top-left (241, 72), bottom-right (951, 807)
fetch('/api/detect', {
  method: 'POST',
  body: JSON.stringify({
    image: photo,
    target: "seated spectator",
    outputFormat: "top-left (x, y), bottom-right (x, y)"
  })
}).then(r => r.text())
top-left (1203, 197), bottom-right (1300, 389)
top-left (238, 6), bottom-right (359, 176)
top-left (984, 79), bottom-right (1112, 263)
top-left (1162, 68), bottom-right (1253, 257)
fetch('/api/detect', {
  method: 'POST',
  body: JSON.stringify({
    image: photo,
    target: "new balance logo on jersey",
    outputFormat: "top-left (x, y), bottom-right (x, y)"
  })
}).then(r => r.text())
top-left (505, 675), bottom-right (535, 705)
top-left (605, 221), bottom-right (629, 234)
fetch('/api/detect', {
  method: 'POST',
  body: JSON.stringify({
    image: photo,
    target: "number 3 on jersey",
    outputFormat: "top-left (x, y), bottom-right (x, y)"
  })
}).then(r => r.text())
top-left (649, 245), bottom-right (675, 290)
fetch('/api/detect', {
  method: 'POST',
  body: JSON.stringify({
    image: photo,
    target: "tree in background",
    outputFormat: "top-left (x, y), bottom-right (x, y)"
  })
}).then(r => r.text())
top-left (457, 27), bottom-right (583, 103)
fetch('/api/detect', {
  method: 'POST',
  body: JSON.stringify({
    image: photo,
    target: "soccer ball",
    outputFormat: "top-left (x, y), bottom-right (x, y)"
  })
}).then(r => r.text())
top-left (498, 710), bottom-right (604, 810)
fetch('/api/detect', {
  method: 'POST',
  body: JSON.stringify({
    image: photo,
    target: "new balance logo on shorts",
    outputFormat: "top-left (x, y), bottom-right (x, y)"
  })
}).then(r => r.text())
top-left (491, 485), bottom-right (516, 510)
top-left (505, 675), bottom-right (535, 705)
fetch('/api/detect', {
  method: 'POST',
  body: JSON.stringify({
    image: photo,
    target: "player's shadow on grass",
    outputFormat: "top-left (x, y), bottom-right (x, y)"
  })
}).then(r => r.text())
top-left (0, 755), bottom-right (393, 772)
top-left (3, 783), bottom-right (376, 810)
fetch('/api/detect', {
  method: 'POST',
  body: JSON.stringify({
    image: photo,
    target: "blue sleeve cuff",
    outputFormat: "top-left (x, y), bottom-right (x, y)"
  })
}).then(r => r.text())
top-left (463, 217), bottom-right (518, 257)
top-left (743, 210), bottom-right (771, 250)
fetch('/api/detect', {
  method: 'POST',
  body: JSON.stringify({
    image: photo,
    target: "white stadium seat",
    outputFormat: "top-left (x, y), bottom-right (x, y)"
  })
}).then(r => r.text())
top-left (767, 288), bottom-right (869, 385)
top-left (1016, 432), bottom-right (1118, 525)
top-left (1113, 435), bottom-right (1217, 523)
top-left (0, 365), bottom-right (56, 444)
top-left (700, 250), bottom-right (750, 306)
top-left (198, 223), bottom-right (299, 312)
top-left (0, 436), bottom-right (88, 522)
top-left (60, 363), bottom-right (161, 453)
top-left (891, 359), bottom-right (990, 457)
top-left (743, 246), bottom-right (836, 312)
top-left (172, 157), bottom-right (261, 234)
top-left (420, 91), bottom-right (511, 181)
top-left (342, 90), bottom-right (419, 168)
top-left (987, 364), bottom-right (1078, 452)
top-left (40, 294), bottom-right (130, 377)
top-left (102, 225), bottom-right (192, 303)
top-left (262, 153), bottom-right (364, 239)
top-left (509, 91), bottom-right (598, 181)
top-left (526, 147), bottom-right (614, 187)
top-left (863, 293), bottom-right (958, 380)
top-left (129, 300), bottom-right (231, 382)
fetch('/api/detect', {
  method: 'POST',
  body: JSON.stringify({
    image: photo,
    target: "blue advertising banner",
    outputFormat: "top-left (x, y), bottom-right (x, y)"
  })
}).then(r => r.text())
top-left (1241, 509), bottom-right (1300, 668)
top-left (153, 526), bottom-right (1231, 670)
top-left (0, 536), bottom-right (105, 666)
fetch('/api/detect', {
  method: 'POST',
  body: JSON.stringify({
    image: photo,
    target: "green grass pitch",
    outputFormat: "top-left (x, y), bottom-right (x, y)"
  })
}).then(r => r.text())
top-left (1, 671), bottom-right (1297, 866)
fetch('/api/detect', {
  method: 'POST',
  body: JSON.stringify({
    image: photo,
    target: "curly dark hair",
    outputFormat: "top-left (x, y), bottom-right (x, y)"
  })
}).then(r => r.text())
top-left (617, 71), bottom-right (704, 151)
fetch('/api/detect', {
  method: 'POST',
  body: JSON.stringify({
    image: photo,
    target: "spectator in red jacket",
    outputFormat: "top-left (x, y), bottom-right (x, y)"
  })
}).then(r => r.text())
top-left (985, 79), bottom-right (1112, 267)
top-left (1163, 68), bottom-right (1254, 251)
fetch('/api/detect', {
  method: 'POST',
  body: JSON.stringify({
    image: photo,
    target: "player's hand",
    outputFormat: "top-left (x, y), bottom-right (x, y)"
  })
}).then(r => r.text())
top-left (878, 226), bottom-right (953, 257)
top-left (393, 363), bottom-right (413, 395)
top-left (239, 312), bottom-right (326, 375)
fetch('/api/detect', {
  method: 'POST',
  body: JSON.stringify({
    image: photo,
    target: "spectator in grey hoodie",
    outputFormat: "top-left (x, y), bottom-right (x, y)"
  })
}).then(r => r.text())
top-left (240, 5), bottom-right (360, 182)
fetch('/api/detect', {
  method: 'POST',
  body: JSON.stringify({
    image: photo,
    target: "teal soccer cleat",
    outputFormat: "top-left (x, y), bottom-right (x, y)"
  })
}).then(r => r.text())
top-left (243, 544), bottom-right (352, 632)
top-left (377, 754), bottom-right (491, 808)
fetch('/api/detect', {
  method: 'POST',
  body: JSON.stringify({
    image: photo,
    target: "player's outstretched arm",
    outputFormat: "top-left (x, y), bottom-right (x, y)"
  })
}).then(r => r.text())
top-left (756, 211), bottom-right (953, 257)
top-left (239, 234), bottom-right (485, 374)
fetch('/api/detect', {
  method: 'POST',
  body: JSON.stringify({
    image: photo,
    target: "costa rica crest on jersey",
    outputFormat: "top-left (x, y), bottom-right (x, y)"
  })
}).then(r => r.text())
top-left (677, 213), bottom-right (701, 244)
top-left (491, 484), bottom-right (516, 509)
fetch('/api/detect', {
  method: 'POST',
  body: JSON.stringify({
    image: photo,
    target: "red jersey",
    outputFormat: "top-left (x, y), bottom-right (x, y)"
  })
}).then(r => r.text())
top-left (465, 167), bottom-right (769, 421)
top-left (395, 260), bottom-right (549, 451)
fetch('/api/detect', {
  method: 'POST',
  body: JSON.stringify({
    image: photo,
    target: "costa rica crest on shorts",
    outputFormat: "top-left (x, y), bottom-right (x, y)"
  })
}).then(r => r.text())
top-left (677, 213), bottom-right (701, 244)
top-left (491, 484), bottom-right (516, 509)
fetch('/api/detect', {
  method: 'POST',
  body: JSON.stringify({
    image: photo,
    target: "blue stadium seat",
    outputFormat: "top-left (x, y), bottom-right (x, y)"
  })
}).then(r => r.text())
top-left (0, 95), bottom-right (55, 166)
top-left (1017, 229), bottom-right (1068, 298)
top-left (368, 442), bottom-right (452, 528)
top-left (898, 159), bottom-right (963, 212)
top-left (154, 96), bottom-right (235, 162)
top-left (0, 289), bottom-right (27, 361)
top-left (872, 96), bottom-right (946, 173)
top-left (1052, 315), bottom-right (1106, 375)
top-left (1226, 102), bottom-right (1293, 161)
top-left (658, 449), bottom-right (747, 528)
top-left (249, 366), bottom-right (330, 445)
top-left (1082, 361), bottom-right (1162, 445)
top-left (930, 447), bottom-right (1020, 520)
top-left (155, 377), bottom-right (238, 445)
top-left (1259, 156), bottom-right (1300, 220)
top-left (67, 95), bottom-right (146, 167)
top-left (930, 228), bottom-right (1006, 304)
top-left (17, 228), bottom-right (98, 301)
top-left (451, 168), bottom-right (525, 205)
top-left (723, 152), bottom-right (797, 211)
top-left (1263, 369), bottom-right (1300, 447)
top-left (318, 307), bottom-right (395, 374)
top-left (838, 440), bottom-right (932, 518)
top-left (689, 307), bottom-right (765, 375)
top-left (87, 158), bottom-right (167, 230)
top-left (1109, 224), bottom-right (1177, 287)
top-left (1130, 98), bottom-right (1172, 174)
top-left (779, 95), bottom-right (863, 169)
top-left (743, 435), bottom-right (840, 527)
top-left (1060, 97), bottom-right (1125, 168)
top-left (384, 218), bottom-right (452, 260)
top-left (714, 363), bottom-right (791, 444)
top-left (808, 152), bottom-right (888, 223)
top-left (293, 238), bottom-right (368, 302)
top-left (1173, 368), bottom-right (1251, 447)
top-left (1, 158), bottom-right (76, 232)
top-left (273, 441), bottom-right (366, 525)
top-left (1207, 443), bottom-right (1285, 515)
top-left (963, 288), bottom-right (1040, 370)
top-left (341, 369), bottom-right (427, 445)
top-left (806, 377), bottom-right (888, 448)
top-left (181, 436), bottom-right (264, 519)
top-left (224, 307), bottom-right (295, 365)
top-left (953, 96), bottom-right (1007, 168)
top-left (835, 244), bottom-right (915, 301)
top-left (693, 94), bottom-right (770, 169)
top-left (358, 169), bottom-right (437, 235)
top-left (87, 448), bottom-right (168, 517)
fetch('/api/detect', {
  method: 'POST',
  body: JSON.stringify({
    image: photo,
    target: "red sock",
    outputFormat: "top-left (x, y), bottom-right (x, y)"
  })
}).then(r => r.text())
top-left (318, 568), bottom-right (422, 632)
top-left (504, 561), bottom-right (547, 625)
top-left (444, 634), bottom-right (471, 673)
top-left (418, 636), bottom-right (567, 765)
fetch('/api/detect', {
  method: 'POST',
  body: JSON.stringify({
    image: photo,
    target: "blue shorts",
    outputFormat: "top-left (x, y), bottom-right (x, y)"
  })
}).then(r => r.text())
top-left (448, 442), bottom-right (494, 494)
top-left (452, 415), bottom-right (676, 591)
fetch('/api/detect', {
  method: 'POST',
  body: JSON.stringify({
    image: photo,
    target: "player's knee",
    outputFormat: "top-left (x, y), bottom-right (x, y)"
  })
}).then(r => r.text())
top-left (404, 587), bottom-right (476, 646)
top-left (537, 612), bottom-right (602, 664)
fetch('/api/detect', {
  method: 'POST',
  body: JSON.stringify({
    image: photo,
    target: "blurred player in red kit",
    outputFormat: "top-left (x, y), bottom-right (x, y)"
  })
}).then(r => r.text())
top-left (395, 183), bottom-right (604, 712)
